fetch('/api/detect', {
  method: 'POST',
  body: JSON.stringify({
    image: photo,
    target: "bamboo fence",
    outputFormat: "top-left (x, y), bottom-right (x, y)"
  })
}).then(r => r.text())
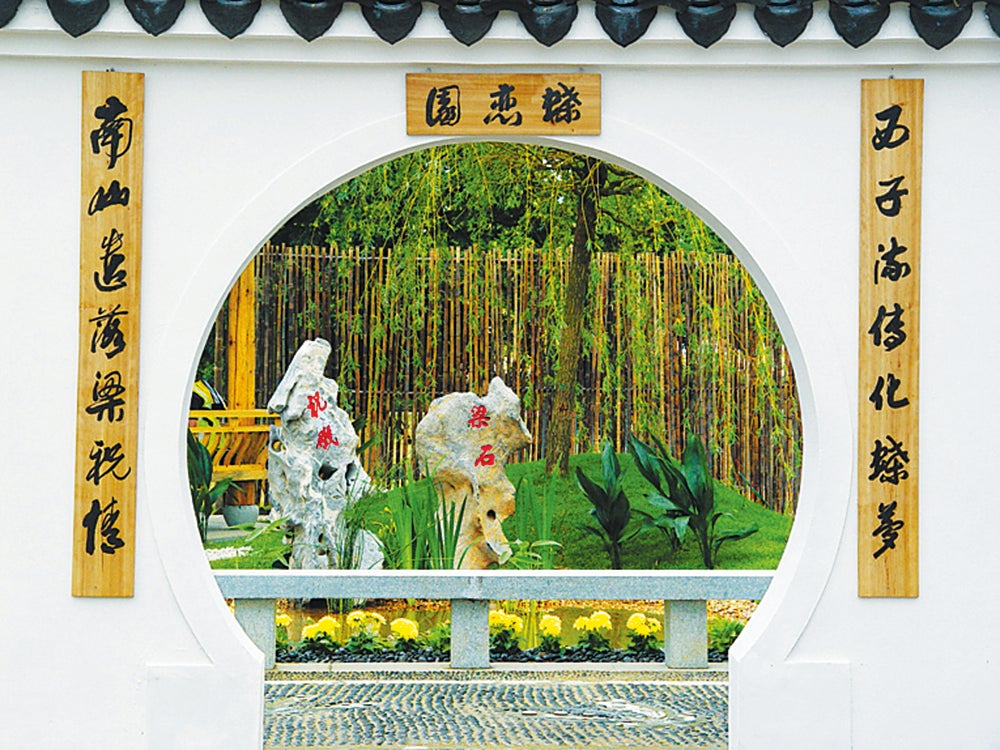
top-left (211, 244), bottom-right (801, 514)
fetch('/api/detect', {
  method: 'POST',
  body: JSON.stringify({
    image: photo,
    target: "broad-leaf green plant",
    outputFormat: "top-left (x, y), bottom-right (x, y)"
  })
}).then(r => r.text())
top-left (575, 441), bottom-right (640, 569)
top-left (629, 433), bottom-right (758, 569)
top-left (187, 428), bottom-right (238, 543)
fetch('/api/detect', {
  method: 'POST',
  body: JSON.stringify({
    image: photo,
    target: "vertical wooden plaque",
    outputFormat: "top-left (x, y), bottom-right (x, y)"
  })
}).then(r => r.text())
top-left (73, 71), bottom-right (144, 597)
top-left (858, 79), bottom-right (922, 597)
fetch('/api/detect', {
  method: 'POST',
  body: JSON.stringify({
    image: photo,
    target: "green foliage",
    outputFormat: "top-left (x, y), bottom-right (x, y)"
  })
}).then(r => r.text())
top-left (504, 452), bottom-right (790, 570)
top-left (707, 616), bottom-right (746, 654)
top-left (211, 449), bottom-right (789, 572)
top-left (187, 429), bottom-right (237, 543)
top-left (424, 620), bottom-right (451, 653)
top-left (205, 518), bottom-right (291, 569)
top-left (371, 473), bottom-right (468, 570)
top-left (508, 477), bottom-right (561, 569)
top-left (575, 441), bottom-right (640, 569)
top-left (314, 144), bottom-right (699, 256)
top-left (629, 433), bottom-right (758, 569)
top-left (488, 610), bottom-right (524, 658)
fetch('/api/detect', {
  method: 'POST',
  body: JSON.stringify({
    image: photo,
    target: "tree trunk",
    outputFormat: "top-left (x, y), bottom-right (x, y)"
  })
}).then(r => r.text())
top-left (545, 159), bottom-right (599, 475)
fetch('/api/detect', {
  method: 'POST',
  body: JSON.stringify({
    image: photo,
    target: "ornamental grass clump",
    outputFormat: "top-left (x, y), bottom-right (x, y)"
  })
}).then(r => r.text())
top-left (625, 612), bottom-right (662, 656)
top-left (489, 609), bottom-right (524, 658)
top-left (572, 610), bottom-right (613, 652)
top-left (537, 614), bottom-right (562, 654)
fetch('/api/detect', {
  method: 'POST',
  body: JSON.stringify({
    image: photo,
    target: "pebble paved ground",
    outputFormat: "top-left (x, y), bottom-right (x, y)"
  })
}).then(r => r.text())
top-left (264, 667), bottom-right (729, 750)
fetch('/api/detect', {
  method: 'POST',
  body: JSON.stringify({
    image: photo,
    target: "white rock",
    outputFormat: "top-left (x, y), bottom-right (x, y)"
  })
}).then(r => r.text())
top-left (267, 338), bottom-right (383, 570)
top-left (414, 376), bottom-right (532, 569)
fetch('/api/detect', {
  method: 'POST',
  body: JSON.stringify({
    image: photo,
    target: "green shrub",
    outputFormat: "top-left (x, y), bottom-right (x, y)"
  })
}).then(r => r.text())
top-left (707, 616), bottom-right (745, 654)
top-left (575, 441), bottom-right (641, 569)
top-left (629, 433), bottom-right (758, 569)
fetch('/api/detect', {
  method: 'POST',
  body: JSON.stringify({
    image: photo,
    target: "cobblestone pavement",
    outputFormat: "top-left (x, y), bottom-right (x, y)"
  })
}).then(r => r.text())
top-left (264, 668), bottom-right (728, 749)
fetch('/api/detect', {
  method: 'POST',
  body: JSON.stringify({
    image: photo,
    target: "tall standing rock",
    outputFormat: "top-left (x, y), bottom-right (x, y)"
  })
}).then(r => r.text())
top-left (266, 338), bottom-right (383, 570)
top-left (415, 377), bottom-right (532, 569)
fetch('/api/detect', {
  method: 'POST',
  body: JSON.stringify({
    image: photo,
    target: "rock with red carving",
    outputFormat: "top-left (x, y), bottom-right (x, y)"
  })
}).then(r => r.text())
top-left (414, 377), bottom-right (532, 569)
top-left (267, 338), bottom-right (382, 570)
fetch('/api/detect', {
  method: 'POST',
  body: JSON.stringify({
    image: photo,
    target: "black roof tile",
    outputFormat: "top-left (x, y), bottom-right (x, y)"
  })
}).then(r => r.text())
top-left (2, 0), bottom-right (996, 46)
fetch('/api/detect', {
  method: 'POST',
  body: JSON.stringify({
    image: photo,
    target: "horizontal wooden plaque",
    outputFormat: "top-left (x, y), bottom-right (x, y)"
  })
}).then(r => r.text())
top-left (858, 78), bottom-right (922, 598)
top-left (407, 73), bottom-right (600, 135)
top-left (73, 71), bottom-right (144, 597)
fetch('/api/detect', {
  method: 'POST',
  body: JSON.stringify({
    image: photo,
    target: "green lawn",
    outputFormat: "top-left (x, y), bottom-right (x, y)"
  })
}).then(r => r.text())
top-left (504, 452), bottom-right (791, 570)
top-left (206, 451), bottom-right (792, 571)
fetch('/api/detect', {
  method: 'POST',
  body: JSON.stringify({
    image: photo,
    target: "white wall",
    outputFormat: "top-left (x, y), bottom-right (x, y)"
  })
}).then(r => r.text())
top-left (1, 2), bottom-right (998, 748)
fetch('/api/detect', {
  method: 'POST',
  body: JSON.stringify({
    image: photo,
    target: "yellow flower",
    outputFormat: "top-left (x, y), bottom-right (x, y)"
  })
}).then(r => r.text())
top-left (626, 612), bottom-right (662, 638)
top-left (489, 610), bottom-right (523, 634)
top-left (573, 615), bottom-right (591, 632)
top-left (589, 611), bottom-right (612, 630)
top-left (626, 613), bottom-right (646, 632)
top-left (275, 613), bottom-right (292, 629)
top-left (315, 615), bottom-right (340, 637)
top-left (301, 615), bottom-right (340, 640)
top-left (346, 610), bottom-right (366, 629)
top-left (346, 610), bottom-right (386, 635)
top-left (539, 614), bottom-right (561, 638)
top-left (391, 617), bottom-right (419, 641)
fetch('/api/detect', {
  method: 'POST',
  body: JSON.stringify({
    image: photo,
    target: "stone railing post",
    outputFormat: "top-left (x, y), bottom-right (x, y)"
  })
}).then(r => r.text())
top-left (233, 598), bottom-right (276, 669)
top-left (664, 599), bottom-right (708, 668)
top-left (450, 598), bottom-right (490, 668)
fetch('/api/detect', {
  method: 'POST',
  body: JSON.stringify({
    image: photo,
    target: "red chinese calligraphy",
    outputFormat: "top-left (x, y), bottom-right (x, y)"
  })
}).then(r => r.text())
top-left (467, 404), bottom-right (491, 429)
top-left (307, 391), bottom-right (328, 418)
top-left (474, 444), bottom-right (496, 467)
top-left (316, 425), bottom-right (340, 451)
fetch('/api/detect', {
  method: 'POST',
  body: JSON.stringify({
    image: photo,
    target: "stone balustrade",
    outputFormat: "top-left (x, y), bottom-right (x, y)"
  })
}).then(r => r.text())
top-left (214, 569), bottom-right (773, 670)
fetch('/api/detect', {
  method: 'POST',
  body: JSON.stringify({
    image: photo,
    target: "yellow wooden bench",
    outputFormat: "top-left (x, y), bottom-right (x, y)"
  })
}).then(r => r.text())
top-left (188, 409), bottom-right (281, 483)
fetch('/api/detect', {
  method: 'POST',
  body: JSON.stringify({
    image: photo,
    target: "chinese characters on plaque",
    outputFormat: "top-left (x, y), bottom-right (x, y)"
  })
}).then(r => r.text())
top-left (406, 74), bottom-right (600, 136)
top-left (73, 72), bottom-right (144, 597)
top-left (858, 79), bottom-right (922, 598)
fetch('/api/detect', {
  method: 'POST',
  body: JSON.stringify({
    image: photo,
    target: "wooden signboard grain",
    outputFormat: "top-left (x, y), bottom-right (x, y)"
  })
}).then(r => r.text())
top-left (73, 71), bottom-right (144, 597)
top-left (407, 73), bottom-right (600, 135)
top-left (858, 79), bottom-right (922, 598)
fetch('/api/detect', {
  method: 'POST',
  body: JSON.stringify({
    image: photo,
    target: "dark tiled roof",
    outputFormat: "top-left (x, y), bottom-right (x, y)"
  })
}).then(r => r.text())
top-left (2, 0), bottom-right (994, 48)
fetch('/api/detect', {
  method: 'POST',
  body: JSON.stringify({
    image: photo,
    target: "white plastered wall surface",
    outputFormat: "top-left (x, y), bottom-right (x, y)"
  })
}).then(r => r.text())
top-left (1, 2), bottom-right (998, 748)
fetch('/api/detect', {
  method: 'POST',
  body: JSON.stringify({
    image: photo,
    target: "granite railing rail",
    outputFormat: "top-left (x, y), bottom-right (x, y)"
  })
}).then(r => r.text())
top-left (214, 569), bottom-right (774, 669)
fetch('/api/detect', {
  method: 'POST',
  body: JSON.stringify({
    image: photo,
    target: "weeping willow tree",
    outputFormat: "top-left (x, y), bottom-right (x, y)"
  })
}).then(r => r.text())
top-left (286, 143), bottom-right (722, 475)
